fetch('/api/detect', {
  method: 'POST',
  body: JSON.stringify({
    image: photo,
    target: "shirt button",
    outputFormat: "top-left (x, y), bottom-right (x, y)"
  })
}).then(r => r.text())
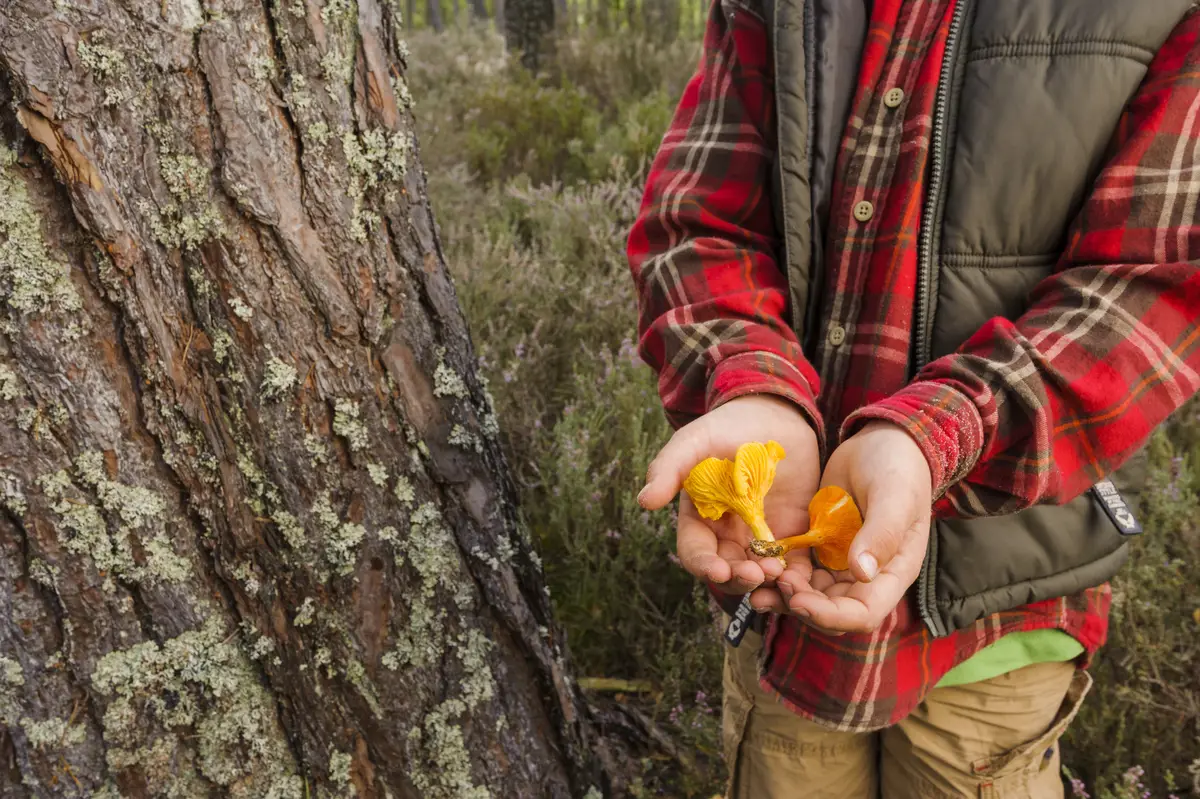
top-left (827, 324), bottom-right (847, 347)
top-left (884, 87), bottom-right (905, 108)
top-left (853, 200), bottom-right (874, 222)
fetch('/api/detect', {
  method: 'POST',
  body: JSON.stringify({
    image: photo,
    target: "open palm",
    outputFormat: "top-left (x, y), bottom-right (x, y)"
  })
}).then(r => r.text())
top-left (638, 395), bottom-right (821, 598)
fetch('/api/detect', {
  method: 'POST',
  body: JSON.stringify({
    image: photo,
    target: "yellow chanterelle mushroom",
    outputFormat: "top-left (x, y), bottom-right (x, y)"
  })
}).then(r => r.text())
top-left (683, 441), bottom-right (788, 564)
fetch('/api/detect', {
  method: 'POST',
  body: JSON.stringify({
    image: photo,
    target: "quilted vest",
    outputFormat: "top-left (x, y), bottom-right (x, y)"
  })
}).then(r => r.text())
top-left (765, 0), bottom-right (1196, 635)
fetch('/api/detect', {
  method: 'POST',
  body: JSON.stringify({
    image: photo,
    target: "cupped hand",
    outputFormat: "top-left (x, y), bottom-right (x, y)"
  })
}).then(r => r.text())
top-left (772, 420), bottom-right (934, 633)
top-left (637, 395), bottom-right (821, 602)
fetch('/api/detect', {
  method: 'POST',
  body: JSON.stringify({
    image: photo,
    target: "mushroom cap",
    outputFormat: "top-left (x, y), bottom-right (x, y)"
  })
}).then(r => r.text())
top-left (807, 486), bottom-right (863, 571)
top-left (682, 441), bottom-right (787, 531)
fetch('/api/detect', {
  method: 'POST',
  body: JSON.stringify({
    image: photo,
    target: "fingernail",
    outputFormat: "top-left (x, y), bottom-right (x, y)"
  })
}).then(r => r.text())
top-left (636, 486), bottom-right (650, 506)
top-left (858, 553), bottom-right (879, 581)
top-left (754, 604), bottom-right (769, 614)
top-left (778, 581), bottom-right (794, 601)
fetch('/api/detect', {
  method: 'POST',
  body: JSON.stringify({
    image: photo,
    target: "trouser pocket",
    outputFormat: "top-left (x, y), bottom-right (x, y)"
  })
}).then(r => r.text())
top-left (972, 670), bottom-right (1092, 798)
top-left (721, 626), bottom-right (758, 796)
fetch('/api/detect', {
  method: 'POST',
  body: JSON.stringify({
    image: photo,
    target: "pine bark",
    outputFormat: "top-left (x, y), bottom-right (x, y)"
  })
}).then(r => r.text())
top-left (503, 0), bottom-right (555, 69)
top-left (0, 0), bottom-right (605, 796)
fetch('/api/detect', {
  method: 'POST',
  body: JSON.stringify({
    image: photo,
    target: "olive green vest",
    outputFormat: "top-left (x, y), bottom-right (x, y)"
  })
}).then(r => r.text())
top-left (766, 0), bottom-right (1195, 635)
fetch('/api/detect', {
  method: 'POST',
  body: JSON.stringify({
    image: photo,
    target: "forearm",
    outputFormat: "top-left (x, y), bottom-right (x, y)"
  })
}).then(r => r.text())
top-left (845, 10), bottom-right (1200, 515)
top-left (628, 0), bottom-right (824, 438)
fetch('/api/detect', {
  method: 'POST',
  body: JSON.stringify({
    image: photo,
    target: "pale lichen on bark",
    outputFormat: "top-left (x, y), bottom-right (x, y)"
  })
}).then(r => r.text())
top-left (0, 0), bottom-right (606, 792)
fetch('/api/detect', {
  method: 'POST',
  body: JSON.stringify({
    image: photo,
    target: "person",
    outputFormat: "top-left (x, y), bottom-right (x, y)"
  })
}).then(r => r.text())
top-left (626, 0), bottom-right (1200, 796)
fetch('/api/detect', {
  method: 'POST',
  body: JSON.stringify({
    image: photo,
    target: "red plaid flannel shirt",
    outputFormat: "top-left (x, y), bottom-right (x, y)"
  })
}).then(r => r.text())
top-left (628, 0), bottom-right (1200, 730)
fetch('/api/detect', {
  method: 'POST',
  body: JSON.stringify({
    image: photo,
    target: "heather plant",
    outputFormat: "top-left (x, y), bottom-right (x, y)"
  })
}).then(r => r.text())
top-left (411, 24), bottom-right (1200, 797)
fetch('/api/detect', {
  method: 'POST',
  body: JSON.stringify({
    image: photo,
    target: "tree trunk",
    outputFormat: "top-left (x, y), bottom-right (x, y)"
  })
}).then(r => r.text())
top-left (468, 0), bottom-right (490, 23)
top-left (427, 0), bottom-right (446, 32)
top-left (0, 0), bottom-right (608, 796)
top-left (505, 0), bottom-right (556, 69)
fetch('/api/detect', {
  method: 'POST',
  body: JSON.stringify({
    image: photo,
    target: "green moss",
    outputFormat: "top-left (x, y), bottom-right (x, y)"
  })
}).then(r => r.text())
top-left (0, 145), bottom-right (83, 315)
top-left (332, 399), bottom-right (370, 451)
top-left (91, 616), bottom-right (302, 796)
top-left (261, 357), bottom-right (298, 401)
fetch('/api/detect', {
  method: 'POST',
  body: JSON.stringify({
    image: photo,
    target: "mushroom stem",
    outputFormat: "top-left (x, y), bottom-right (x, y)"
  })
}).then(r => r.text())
top-left (771, 529), bottom-right (833, 555)
top-left (748, 518), bottom-right (775, 543)
top-left (747, 519), bottom-right (787, 566)
top-left (748, 528), bottom-right (834, 559)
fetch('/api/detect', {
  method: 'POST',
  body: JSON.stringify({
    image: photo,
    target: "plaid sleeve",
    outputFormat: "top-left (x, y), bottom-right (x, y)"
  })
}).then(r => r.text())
top-left (626, 0), bottom-right (824, 440)
top-left (845, 10), bottom-right (1200, 515)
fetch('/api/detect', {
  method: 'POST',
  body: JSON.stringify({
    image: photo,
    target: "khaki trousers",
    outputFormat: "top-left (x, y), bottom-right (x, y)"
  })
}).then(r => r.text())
top-left (722, 629), bottom-right (1091, 799)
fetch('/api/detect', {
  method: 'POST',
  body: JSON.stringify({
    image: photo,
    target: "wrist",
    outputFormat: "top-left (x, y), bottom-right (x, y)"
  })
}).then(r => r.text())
top-left (841, 382), bottom-right (983, 499)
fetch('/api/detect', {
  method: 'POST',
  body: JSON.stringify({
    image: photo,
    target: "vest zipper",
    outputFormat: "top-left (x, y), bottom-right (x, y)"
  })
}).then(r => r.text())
top-left (913, 0), bottom-right (971, 639)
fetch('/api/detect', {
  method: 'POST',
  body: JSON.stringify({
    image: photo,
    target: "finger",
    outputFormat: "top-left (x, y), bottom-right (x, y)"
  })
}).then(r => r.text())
top-left (757, 555), bottom-right (785, 581)
top-left (847, 492), bottom-right (917, 583)
top-left (776, 562), bottom-right (816, 604)
top-left (808, 569), bottom-right (837, 593)
top-left (749, 586), bottom-right (787, 614)
top-left (676, 502), bottom-right (729, 584)
top-left (787, 570), bottom-right (909, 633)
top-left (638, 421), bottom-right (713, 510)
top-left (711, 539), bottom-right (767, 593)
top-left (728, 559), bottom-right (767, 593)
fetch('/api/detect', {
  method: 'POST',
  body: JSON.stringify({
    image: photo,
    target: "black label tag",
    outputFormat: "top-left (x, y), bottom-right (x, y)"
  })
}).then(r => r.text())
top-left (724, 595), bottom-right (755, 647)
top-left (1091, 480), bottom-right (1143, 536)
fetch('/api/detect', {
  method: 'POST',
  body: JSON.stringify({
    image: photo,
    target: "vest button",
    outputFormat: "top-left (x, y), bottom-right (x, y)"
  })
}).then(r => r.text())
top-left (884, 87), bottom-right (905, 108)
top-left (827, 324), bottom-right (847, 347)
top-left (853, 200), bottom-right (874, 222)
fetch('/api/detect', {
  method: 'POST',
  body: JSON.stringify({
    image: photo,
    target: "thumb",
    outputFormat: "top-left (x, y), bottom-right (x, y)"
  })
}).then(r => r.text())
top-left (638, 422), bottom-right (713, 510)
top-left (846, 496), bottom-right (910, 583)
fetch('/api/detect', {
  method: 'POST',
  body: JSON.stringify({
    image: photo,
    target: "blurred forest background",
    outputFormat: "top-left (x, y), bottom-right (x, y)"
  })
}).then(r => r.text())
top-left (404, 4), bottom-right (1200, 796)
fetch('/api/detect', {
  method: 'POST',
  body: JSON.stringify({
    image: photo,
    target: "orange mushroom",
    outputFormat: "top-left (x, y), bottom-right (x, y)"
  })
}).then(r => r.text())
top-left (747, 485), bottom-right (863, 571)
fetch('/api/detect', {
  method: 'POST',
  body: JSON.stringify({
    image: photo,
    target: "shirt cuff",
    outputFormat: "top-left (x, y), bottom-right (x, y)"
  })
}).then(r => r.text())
top-left (705, 351), bottom-right (827, 457)
top-left (841, 380), bottom-right (985, 499)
